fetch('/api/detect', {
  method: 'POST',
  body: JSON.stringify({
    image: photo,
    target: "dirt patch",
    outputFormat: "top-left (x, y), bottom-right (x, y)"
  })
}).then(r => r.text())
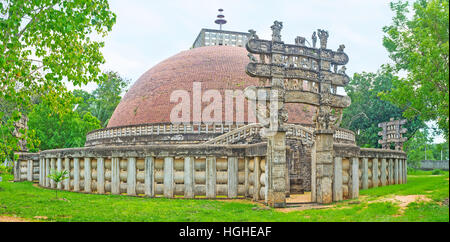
top-left (373, 195), bottom-right (431, 213)
top-left (0, 215), bottom-right (31, 222)
top-left (442, 198), bottom-right (449, 206)
top-left (277, 203), bottom-right (334, 213)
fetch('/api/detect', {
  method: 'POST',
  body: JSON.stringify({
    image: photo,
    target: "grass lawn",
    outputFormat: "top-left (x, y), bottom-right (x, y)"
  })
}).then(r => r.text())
top-left (0, 171), bottom-right (448, 222)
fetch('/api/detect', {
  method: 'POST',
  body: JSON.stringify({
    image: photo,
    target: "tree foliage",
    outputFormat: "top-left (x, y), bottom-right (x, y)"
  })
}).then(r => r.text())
top-left (382, 0), bottom-right (449, 141)
top-left (0, 0), bottom-right (116, 161)
top-left (73, 71), bottom-right (129, 127)
top-left (28, 90), bottom-right (101, 150)
top-left (342, 69), bottom-right (425, 148)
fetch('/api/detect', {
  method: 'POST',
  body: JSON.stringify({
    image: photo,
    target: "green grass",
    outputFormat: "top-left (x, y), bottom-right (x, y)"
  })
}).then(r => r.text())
top-left (0, 171), bottom-right (448, 222)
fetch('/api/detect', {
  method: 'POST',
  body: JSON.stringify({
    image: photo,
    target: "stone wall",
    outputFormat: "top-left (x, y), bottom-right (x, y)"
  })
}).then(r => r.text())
top-left (420, 160), bottom-right (449, 171)
top-left (331, 145), bottom-right (407, 202)
top-left (19, 143), bottom-right (268, 201)
top-left (14, 152), bottom-right (40, 182)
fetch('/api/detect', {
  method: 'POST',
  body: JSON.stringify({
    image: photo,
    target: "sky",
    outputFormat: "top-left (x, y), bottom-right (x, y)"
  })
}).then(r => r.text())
top-left (90, 0), bottom-right (398, 87)
top-left (69, 0), bottom-right (444, 143)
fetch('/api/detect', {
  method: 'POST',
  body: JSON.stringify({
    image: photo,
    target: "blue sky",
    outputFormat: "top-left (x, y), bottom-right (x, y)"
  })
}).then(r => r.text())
top-left (70, 0), bottom-right (444, 143)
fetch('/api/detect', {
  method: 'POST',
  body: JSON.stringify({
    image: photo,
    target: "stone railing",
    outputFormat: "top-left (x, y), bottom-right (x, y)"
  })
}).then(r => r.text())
top-left (13, 152), bottom-right (40, 182)
top-left (86, 123), bottom-right (247, 142)
top-left (328, 144), bottom-right (408, 202)
top-left (85, 122), bottom-right (356, 147)
top-left (204, 123), bottom-right (354, 145)
top-left (29, 143), bottom-right (268, 201)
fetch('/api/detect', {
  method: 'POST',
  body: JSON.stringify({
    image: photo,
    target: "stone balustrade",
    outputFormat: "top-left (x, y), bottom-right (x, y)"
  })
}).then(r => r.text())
top-left (205, 123), bottom-right (354, 145)
top-left (13, 152), bottom-right (40, 182)
top-left (331, 145), bottom-right (407, 202)
top-left (19, 143), bottom-right (268, 201)
top-left (85, 123), bottom-right (247, 144)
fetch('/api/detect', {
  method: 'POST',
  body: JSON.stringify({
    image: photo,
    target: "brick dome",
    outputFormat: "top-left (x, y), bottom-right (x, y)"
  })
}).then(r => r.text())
top-left (107, 45), bottom-right (314, 128)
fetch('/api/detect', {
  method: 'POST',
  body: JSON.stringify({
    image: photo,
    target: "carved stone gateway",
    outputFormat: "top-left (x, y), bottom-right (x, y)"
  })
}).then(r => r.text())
top-left (244, 21), bottom-right (351, 205)
top-left (378, 118), bottom-right (407, 151)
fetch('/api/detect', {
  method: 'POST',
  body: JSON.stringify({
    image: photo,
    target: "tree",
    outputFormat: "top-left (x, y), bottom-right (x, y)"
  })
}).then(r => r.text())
top-left (0, 0), bottom-right (116, 161)
top-left (404, 127), bottom-right (435, 168)
top-left (382, 0), bottom-right (449, 141)
top-left (342, 68), bottom-right (425, 148)
top-left (47, 169), bottom-right (69, 199)
top-left (74, 71), bottom-right (129, 127)
top-left (28, 90), bottom-right (101, 150)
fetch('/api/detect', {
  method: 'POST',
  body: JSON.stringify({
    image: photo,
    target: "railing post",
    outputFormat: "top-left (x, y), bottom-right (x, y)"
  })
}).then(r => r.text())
top-left (84, 158), bottom-right (91, 192)
top-left (253, 156), bottom-right (261, 201)
top-left (145, 156), bottom-right (155, 197)
top-left (206, 156), bottom-right (216, 198)
top-left (373, 158), bottom-right (378, 188)
top-left (394, 158), bottom-right (399, 184)
top-left (127, 157), bottom-right (136, 195)
top-left (389, 158), bottom-right (394, 185)
top-left (244, 157), bottom-right (249, 198)
top-left (163, 157), bottom-right (174, 198)
top-left (27, 159), bottom-right (33, 182)
top-left (398, 158), bottom-right (403, 184)
top-left (349, 157), bottom-right (359, 199)
top-left (64, 158), bottom-right (70, 190)
top-left (333, 156), bottom-right (343, 201)
top-left (381, 158), bottom-right (387, 186)
top-left (56, 157), bottom-right (62, 189)
top-left (39, 158), bottom-right (43, 186)
top-left (362, 157), bottom-right (368, 190)
top-left (73, 158), bottom-right (80, 191)
top-left (404, 159), bottom-right (407, 183)
top-left (184, 157), bottom-right (195, 198)
top-left (227, 157), bottom-right (238, 198)
top-left (50, 158), bottom-right (56, 188)
top-left (111, 157), bottom-right (120, 195)
top-left (45, 158), bottom-right (50, 187)
top-left (97, 157), bottom-right (105, 194)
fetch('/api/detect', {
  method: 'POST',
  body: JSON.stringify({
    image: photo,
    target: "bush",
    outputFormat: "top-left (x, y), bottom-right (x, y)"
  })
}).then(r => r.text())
top-left (0, 163), bottom-right (12, 175)
top-left (431, 169), bottom-right (442, 175)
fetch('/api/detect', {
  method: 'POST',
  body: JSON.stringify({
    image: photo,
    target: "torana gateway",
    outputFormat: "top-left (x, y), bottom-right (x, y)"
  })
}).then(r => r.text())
top-left (15, 19), bottom-right (408, 208)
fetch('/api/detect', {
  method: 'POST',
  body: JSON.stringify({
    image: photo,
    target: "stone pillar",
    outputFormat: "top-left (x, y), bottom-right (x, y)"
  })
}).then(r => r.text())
top-left (163, 157), bottom-right (174, 198)
top-left (27, 159), bottom-right (33, 182)
top-left (373, 158), bottom-right (378, 188)
top-left (333, 156), bottom-right (343, 201)
top-left (13, 159), bottom-right (20, 182)
top-left (349, 157), bottom-right (359, 199)
top-left (404, 159), bottom-right (408, 183)
top-left (388, 158), bottom-right (393, 185)
top-left (64, 158), bottom-right (70, 190)
top-left (266, 131), bottom-right (287, 207)
top-left (206, 156), bottom-right (216, 198)
top-left (244, 157), bottom-right (250, 198)
top-left (184, 157), bottom-right (194, 198)
top-left (314, 130), bottom-right (334, 204)
top-left (111, 157), bottom-right (120, 195)
top-left (84, 157), bottom-right (91, 192)
top-left (253, 156), bottom-right (261, 201)
top-left (362, 157), bottom-right (369, 190)
top-left (39, 158), bottom-right (43, 186)
top-left (399, 159), bottom-right (403, 184)
top-left (73, 158), bottom-right (80, 191)
top-left (144, 156), bottom-right (155, 197)
top-left (45, 158), bottom-right (50, 187)
top-left (394, 158), bottom-right (399, 184)
top-left (50, 158), bottom-right (56, 188)
top-left (56, 157), bottom-right (62, 189)
top-left (96, 158), bottom-right (104, 194)
top-left (381, 158), bottom-right (387, 186)
top-left (127, 157), bottom-right (136, 195)
top-left (227, 157), bottom-right (238, 198)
